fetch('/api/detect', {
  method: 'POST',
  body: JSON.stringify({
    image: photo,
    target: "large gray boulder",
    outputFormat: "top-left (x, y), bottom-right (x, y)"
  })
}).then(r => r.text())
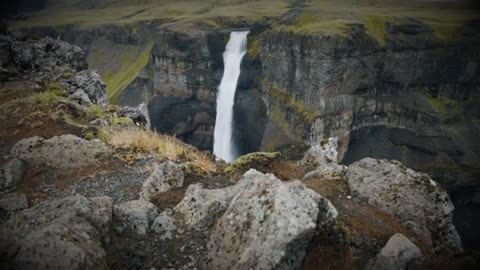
top-left (0, 195), bottom-right (112, 270)
top-left (140, 161), bottom-right (184, 202)
top-left (113, 200), bottom-right (159, 235)
top-left (346, 158), bottom-right (462, 253)
top-left (175, 169), bottom-right (337, 270)
top-left (10, 134), bottom-right (110, 169)
top-left (367, 233), bottom-right (424, 270)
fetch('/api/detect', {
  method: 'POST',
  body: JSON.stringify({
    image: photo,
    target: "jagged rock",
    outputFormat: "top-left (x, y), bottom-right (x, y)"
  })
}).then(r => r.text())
top-left (119, 103), bottom-right (150, 127)
top-left (175, 183), bottom-right (236, 230)
top-left (70, 88), bottom-right (93, 106)
top-left (0, 158), bottom-right (24, 191)
top-left (113, 200), bottom-right (159, 235)
top-left (0, 195), bottom-right (112, 269)
top-left (346, 158), bottom-right (462, 253)
top-left (151, 209), bottom-right (176, 240)
top-left (64, 70), bottom-right (108, 107)
top-left (367, 233), bottom-right (424, 270)
top-left (2, 35), bottom-right (86, 81)
top-left (203, 169), bottom-right (337, 270)
top-left (10, 134), bottom-right (110, 169)
top-left (0, 193), bottom-right (28, 211)
top-left (140, 161), bottom-right (184, 202)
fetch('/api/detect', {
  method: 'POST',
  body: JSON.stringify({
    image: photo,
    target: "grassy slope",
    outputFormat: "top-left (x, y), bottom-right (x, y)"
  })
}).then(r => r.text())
top-left (14, 1), bottom-right (479, 39)
top-left (88, 39), bottom-right (154, 103)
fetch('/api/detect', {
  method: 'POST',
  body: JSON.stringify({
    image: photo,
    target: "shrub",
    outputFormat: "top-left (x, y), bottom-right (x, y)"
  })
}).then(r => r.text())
top-left (105, 127), bottom-right (215, 172)
top-left (29, 92), bottom-right (61, 112)
top-left (87, 104), bottom-right (106, 120)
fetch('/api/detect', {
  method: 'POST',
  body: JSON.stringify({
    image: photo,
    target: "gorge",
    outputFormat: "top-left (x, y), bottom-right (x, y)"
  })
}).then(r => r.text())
top-left (1, 0), bottom-right (480, 269)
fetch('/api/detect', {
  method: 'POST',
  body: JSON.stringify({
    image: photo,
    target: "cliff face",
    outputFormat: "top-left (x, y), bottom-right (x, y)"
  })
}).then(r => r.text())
top-left (26, 18), bottom-right (480, 188)
top-left (258, 19), bottom-right (480, 188)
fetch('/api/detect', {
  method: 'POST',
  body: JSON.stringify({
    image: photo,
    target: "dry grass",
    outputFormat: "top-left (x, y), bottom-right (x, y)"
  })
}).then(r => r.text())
top-left (106, 127), bottom-right (215, 172)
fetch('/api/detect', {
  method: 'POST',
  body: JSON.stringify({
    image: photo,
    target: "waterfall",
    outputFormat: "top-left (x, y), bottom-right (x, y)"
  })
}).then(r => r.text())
top-left (213, 31), bottom-right (249, 163)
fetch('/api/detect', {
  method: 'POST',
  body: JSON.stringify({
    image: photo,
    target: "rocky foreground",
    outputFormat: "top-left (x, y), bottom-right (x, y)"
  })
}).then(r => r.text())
top-left (0, 32), bottom-right (476, 270)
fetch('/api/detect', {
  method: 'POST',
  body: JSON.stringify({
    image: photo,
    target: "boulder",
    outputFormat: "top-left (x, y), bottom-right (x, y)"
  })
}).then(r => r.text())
top-left (0, 158), bottom-right (24, 191)
top-left (140, 161), bottom-right (184, 202)
top-left (11, 134), bottom-right (110, 169)
top-left (175, 169), bottom-right (337, 269)
top-left (175, 183), bottom-right (236, 230)
top-left (367, 233), bottom-right (424, 270)
top-left (203, 169), bottom-right (337, 270)
top-left (65, 70), bottom-right (108, 107)
top-left (346, 158), bottom-right (462, 253)
top-left (113, 200), bottom-right (159, 235)
top-left (0, 192), bottom-right (28, 211)
top-left (151, 209), bottom-right (176, 240)
top-left (0, 195), bottom-right (112, 269)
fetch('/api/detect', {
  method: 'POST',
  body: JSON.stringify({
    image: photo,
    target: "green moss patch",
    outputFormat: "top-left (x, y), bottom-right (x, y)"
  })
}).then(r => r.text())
top-left (360, 15), bottom-right (389, 46)
top-left (224, 151), bottom-right (282, 175)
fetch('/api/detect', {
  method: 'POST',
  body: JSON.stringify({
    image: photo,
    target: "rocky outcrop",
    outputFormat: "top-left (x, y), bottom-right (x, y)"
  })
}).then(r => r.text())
top-left (346, 158), bottom-right (462, 253)
top-left (63, 70), bottom-right (108, 106)
top-left (140, 161), bottom-right (184, 201)
top-left (0, 195), bottom-right (112, 269)
top-left (0, 192), bottom-right (28, 211)
top-left (0, 32), bottom-right (108, 108)
top-left (0, 34), bottom-right (87, 81)
top-left (367, 233), bottom-right (424, 270)
top-left (11, 134), bottom-right (110, 169)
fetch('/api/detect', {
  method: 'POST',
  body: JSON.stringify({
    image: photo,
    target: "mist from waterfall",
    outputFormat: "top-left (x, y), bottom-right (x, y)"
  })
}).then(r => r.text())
top-left (213, 31), bottom-right (249, 163)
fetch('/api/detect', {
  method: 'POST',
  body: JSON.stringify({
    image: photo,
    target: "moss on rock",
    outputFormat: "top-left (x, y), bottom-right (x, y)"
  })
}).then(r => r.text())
top-left (224, 151), bottom-right (282, 175)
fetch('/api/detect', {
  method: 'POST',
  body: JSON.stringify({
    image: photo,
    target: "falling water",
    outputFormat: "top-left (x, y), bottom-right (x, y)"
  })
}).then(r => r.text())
top-left (213, 31), bottom-right (249, 162)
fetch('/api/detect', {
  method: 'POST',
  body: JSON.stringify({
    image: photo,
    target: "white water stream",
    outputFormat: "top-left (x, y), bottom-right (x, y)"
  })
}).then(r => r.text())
top-left (213, 31), bottom-right (249, 162)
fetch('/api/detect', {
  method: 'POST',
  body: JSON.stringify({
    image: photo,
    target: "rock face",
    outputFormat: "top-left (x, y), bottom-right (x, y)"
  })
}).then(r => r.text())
top-left (113, 200), bottom-right (159, 235)
top-left (151, 209), bottom-right (176, 240)
top-left (175, 169), bottom-right (337, 270)
top-left (0, 192), bottom-right (28, 211)
top-left (11, 134), bottom-right (110, 169)
top-left (0, 195), bottom-right (112, 270)
top-left (302, 138), bottom-right (346, 179)
top-left (0, 158), bottom-right (25, 191)
top-left (346, 158), bottom-right (462, 253)
top-left (367, 233), bottom-right (424, 270)
top-left (258, 20), bottom-right (480, 188)
top-left (140, 161), bottom-right (184, 201)
top-left (0, 34), bottom-right (87, 81)
top-left (63, 70), bottom-right (108, 106)
top-left (175, 183), bottom-right (235, 231)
